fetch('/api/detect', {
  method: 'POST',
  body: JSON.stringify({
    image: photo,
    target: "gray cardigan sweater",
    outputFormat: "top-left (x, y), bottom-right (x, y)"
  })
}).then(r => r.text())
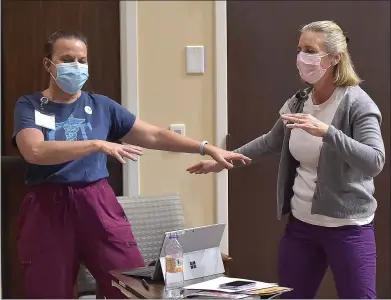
top-left (234, 86), bottom-right (385, 220)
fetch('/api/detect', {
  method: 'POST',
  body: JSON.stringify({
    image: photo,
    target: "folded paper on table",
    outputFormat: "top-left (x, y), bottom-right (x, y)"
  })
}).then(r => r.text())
top-left (247, 286), bottom-right (293, 295)
top-left (185, 291), bottom-right (249, 299)
top-left (184, 277), bottom-right (277, 293)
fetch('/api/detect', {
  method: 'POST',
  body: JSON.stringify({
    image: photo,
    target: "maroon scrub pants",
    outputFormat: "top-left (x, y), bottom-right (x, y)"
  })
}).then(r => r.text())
top-left (17, 179), bottom-right (145, 298)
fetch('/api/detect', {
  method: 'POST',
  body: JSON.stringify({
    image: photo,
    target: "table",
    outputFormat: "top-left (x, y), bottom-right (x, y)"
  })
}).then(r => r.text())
top-left (110, 270), bottom-right (281, 299)
top-left (110, 270), bottom-right (223, 299)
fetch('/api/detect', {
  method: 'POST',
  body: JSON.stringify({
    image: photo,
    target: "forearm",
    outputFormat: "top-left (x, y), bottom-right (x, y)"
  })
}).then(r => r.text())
top-left (143, 129), bottom-right (207, 154)
top-left (26, 140), bottom-right (100, 165)
top-left (323, 125), bottom-right (385, 176)
top-left (123, 119), bottom-right (212, 154)
top-left (234, 118), bottom-right (284, 162)
top-left (234, 135), bottom-right (276, 159)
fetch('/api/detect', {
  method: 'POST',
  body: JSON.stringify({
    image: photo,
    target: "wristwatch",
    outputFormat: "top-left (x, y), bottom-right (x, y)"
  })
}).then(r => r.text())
top-left (200, 140), bottom-right (209, 156)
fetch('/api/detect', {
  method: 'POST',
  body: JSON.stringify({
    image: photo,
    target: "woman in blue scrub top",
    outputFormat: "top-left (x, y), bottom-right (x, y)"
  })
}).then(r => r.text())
top-left (12, 30), bottom-right (251, 299)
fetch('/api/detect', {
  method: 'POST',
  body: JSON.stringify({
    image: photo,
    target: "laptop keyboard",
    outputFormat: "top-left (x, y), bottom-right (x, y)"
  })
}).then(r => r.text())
top-left (123, 266), bottom-right (154, 278)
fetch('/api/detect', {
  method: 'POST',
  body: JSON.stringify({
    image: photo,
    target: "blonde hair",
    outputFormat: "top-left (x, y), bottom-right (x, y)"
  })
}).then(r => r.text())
top-left (301, 20), bottom-right (362, 86)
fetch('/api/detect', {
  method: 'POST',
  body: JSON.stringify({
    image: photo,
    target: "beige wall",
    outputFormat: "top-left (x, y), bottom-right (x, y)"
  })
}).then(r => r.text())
top-left (137, 1), bottom-right (216, 227)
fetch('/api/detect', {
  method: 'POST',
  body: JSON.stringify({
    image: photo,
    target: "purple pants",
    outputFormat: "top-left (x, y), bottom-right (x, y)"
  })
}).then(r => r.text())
top-left (279, 215), bottom-right (376, 299)
top-left (17, 179), bottom-right (145, 299)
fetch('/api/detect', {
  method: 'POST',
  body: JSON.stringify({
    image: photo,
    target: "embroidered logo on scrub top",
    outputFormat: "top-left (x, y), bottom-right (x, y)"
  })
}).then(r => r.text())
top-left (47, 114), bottom-right (92, 141)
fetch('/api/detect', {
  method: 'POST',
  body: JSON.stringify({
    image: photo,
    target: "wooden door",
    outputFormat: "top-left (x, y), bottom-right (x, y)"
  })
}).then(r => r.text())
top-left (227, 1), bottom-right (390, 298)
top-left (1, 0), bottom-right (123, 297)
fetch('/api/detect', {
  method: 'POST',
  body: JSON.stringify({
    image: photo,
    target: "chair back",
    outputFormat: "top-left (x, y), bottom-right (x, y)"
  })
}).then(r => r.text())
top-left (120, 193), bottom-right (185, 264)
top-left (77, 193), bottom-right (185, 294)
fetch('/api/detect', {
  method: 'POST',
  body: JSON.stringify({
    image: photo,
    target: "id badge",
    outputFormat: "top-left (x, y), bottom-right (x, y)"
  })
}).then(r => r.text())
top-left (35, 110), bottom-right (55, 130)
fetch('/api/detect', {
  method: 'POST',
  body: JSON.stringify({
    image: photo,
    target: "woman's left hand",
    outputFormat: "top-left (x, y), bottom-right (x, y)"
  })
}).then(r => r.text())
top-left (281, 113), bottom-right (329, 137)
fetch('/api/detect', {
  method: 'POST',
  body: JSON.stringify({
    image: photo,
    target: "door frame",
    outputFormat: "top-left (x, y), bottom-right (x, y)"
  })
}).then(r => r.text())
top-left (215, 0), bottom-right (229, 255)
top-left (0, 0), bottom-right (2, 295)
top-left (119, 1), bottom-right (140, 200)
top-left (121, 0), bottom-right (229, 248)
top-left (122, 1), bottom-right (230, 247)
top-left (121, 1), bottom-right (230, 225)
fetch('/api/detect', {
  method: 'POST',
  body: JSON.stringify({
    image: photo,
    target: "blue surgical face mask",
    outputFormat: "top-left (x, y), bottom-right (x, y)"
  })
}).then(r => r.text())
top-left (50, 61), bottom-right (89, 94)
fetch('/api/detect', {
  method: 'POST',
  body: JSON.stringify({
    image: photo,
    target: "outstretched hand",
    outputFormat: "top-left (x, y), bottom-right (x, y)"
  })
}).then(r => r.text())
top-left (187, 146), bottom-right (251, 174)
top-left (204, 146), bottom-right (251, 169)
top-left (98, 141), bottom-right (143, 164)
top-left (186, 160), bottom-right (226, 174)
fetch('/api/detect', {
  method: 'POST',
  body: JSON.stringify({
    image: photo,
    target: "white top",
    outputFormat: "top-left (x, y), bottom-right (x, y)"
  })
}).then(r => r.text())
top-left (288, 87), bottom-right (374, 227)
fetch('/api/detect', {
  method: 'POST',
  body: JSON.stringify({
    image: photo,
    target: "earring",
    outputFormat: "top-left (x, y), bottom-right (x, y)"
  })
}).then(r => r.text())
top-left (335, 68), bottom-right (340, 81)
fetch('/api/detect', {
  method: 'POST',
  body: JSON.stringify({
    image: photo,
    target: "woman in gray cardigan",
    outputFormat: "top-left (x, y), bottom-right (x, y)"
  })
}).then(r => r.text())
top-left (187, 20), bottom-right (385, 299)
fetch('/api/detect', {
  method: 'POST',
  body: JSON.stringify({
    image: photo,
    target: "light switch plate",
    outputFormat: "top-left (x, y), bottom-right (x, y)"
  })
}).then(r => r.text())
top-left (186, 46), bottom-right (205, 74)
top-left (169, 124), bottom-right (186, 136)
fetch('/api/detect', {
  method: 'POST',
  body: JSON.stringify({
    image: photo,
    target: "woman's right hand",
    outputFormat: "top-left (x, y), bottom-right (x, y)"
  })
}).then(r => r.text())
top-left (97, 141), bottom-right (143, 164)
top-left (186, 160), bottom-right (226, 174)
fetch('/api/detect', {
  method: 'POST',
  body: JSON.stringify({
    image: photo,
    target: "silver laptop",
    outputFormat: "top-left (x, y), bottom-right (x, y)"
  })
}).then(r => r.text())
top-left (122, 224), bottom-right (226, 281)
